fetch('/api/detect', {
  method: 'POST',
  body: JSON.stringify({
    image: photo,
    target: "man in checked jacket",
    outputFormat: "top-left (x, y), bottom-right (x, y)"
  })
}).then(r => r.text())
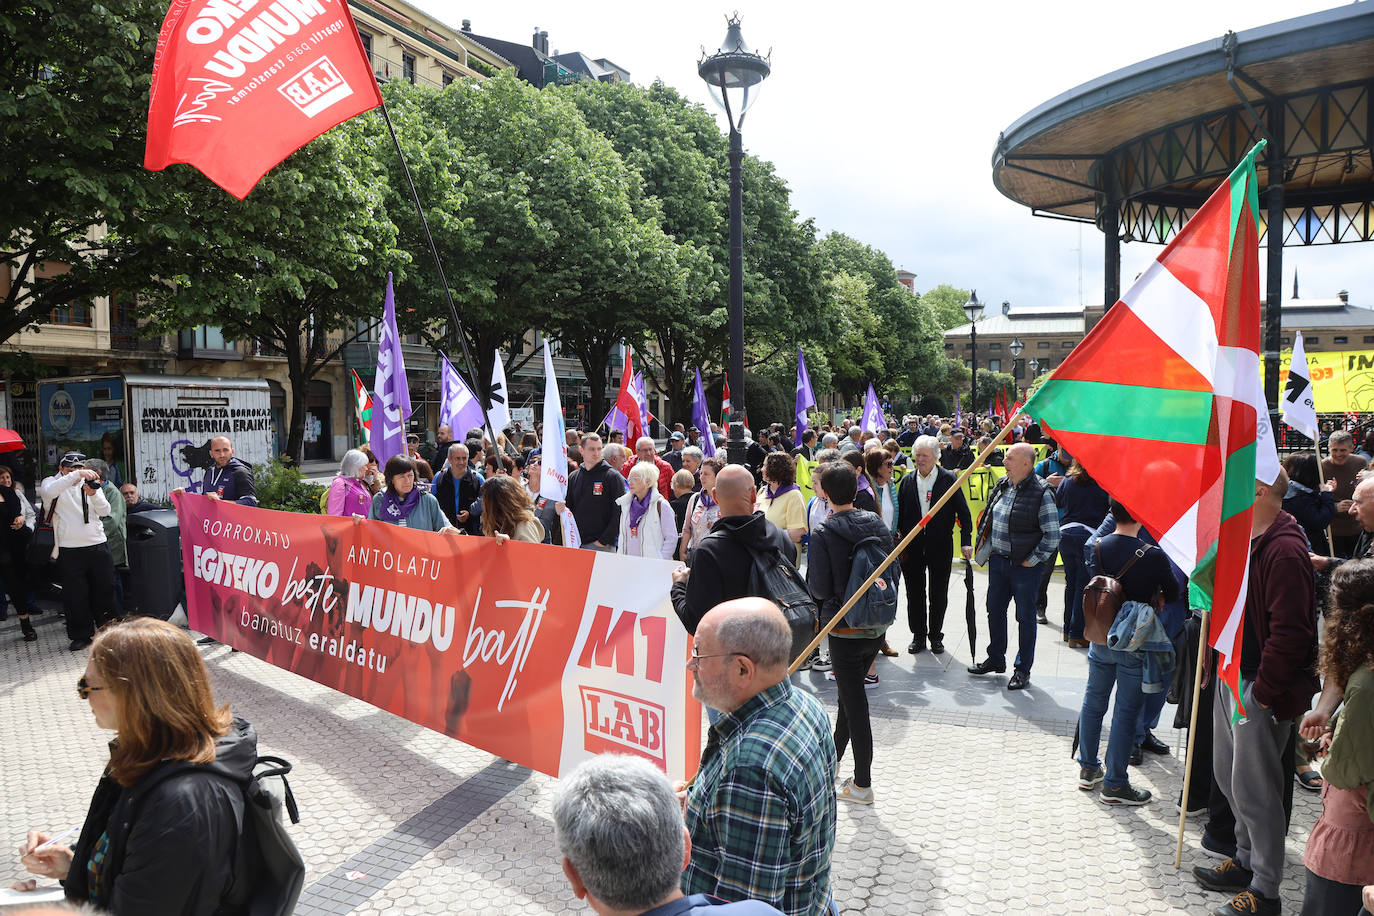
top-left (679, 598), bottom-right (837, 916)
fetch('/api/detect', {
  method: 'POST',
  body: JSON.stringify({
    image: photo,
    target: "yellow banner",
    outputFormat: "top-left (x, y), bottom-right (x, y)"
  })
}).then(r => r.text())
top-left (1274, 348), bottom-right (1374, 412)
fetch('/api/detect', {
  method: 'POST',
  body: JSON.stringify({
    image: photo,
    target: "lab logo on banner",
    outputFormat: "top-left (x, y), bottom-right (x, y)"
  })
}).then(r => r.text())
top-left (278, 58), bottom-right (356, 118)
top-left (579, 686), bottom-right (666, 766)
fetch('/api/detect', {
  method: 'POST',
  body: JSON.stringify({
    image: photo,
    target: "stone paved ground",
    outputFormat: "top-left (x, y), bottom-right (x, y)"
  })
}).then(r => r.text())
top-left (0, 566), bottom-right (1321, 915)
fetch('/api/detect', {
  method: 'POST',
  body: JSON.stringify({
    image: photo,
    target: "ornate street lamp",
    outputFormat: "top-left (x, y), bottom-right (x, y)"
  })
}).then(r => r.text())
top-left (964, 291), bottom-right (985, 418)
top-left (1029, 357), bottom-right (1040, 378)
top-left (1010, 336), bottom-right (1024, 379)
top-left (700, 16), bottom-right (770, 466)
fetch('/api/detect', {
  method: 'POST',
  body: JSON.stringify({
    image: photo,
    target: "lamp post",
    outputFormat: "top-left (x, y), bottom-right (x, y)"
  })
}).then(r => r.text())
top-left (964, 290), bottom-right (985, 419)
top-left (1029, 357), bottom-right (1040, 379)
top-left (1010, 336), bottom-right (1024, 381)
top-left (700, 16), bottom-right (770, 466)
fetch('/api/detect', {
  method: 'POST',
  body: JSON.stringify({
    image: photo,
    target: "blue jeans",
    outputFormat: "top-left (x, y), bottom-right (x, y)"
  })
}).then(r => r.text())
top-left (1077, 642), bottom-right (1145, 788)
top-left (1136, 689), bottom-right (1167, 746)
top-left (1058, 526), bottom-right (1092, 639)
top-left (984, 555), bottom-right (1040, 674)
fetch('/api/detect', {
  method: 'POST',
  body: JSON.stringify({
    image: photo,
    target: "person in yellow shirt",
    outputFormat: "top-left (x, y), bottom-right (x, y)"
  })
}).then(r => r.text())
top-left (757, 452), bottom-right (807, 563)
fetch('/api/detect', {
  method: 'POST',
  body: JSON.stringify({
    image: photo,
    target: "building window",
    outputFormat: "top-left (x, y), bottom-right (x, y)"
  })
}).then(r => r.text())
top-left (402, 53), bottom-right (416, 84)
top-left (179, 326), bottom-right (232, 350)
top-left (1334, 336), bottom-right (1348, 344)
top-left (49, 303), bottom-right (92, 326)
top-left (1061, 341), bottom-right (1073, 349)
top-left (1364, 336), bottom-right (1374, 344)
top-left (988, 342), bottom-right (1002, 351)
top-left (441, 71), bottom-right (453, 87)
top-left (1038, 341), bottom-right (1051, 349)
top-left (359, 31), bottom-right (373, 64)
top-left (1308, 337), bottom-right (1320, 345)
top-left (988, 359), bottom-right (1001, 372)
top-left (944, 342), bottom-right (953, 350)
top-left (1281, 337), bottom-right (1290, 345)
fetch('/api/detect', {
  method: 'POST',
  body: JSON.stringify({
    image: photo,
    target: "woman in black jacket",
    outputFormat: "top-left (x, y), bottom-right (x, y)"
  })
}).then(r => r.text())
top-left (18, 618), bottom-right (256, 915)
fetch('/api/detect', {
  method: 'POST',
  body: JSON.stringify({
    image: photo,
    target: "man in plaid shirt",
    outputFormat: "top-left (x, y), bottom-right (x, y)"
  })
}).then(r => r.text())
top-left (680, 598), bottom-right (837, 916)
top-left (967, 442), bottom-right (1061, 691)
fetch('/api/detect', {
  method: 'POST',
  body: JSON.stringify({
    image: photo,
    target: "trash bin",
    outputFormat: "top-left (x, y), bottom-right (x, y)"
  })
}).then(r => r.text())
top-left (126, 509), bottom-right (184, 620)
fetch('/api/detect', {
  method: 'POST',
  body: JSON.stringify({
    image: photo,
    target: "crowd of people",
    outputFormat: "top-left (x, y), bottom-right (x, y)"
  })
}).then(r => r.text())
top-left (7, 408), bottom-right (1374, 916)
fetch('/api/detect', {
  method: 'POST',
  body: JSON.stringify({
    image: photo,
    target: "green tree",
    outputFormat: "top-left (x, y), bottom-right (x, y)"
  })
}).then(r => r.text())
top-left (128, 115), bottom-right (409, 463)
top-left (922, 284), bottom-right (973, 332)
top-left (975, 368), bottom-right (1017, 407)
top-left (1, 0), bottom-right (168, 343)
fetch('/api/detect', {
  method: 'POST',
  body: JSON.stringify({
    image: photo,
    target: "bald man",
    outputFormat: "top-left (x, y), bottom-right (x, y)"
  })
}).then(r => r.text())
top-left (680, 598), bottom-right (836, 915)
top-left (967, 442), bottom-right (1059, 690)
top-left (670, 465), bottom-right (796, 634)
top-left (172, 435), bottom-right (258, 506)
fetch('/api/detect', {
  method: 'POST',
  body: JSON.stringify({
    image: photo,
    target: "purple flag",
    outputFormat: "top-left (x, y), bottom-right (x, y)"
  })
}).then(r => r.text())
top-left (372, 273), bottom-right (411, 465)
top-left (692, 368), bottom-right (716, 458)
top-left (795, 347), bottom-right (816, 448)
top-left (860, 383), bottom-right (883, 434)
top-left (953, 393), bottom-right (962, 428)
top-left (632, 371), bottom-right (651, 435)
top-left (601, 405), bottom-right (628, 435)
top-left (439, 353), bottom-right (486, 443)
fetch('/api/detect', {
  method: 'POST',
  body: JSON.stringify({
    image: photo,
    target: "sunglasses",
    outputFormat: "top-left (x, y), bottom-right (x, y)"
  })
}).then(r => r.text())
top-left (76, 676), bottom-right (108, 700)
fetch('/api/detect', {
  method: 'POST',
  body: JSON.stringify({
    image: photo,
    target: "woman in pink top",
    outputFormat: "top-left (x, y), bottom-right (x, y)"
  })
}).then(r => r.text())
top-left (327, 449), bottom-right (373, 517)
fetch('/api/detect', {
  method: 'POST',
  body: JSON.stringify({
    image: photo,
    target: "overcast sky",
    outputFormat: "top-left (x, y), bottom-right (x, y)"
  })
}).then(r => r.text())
top-left (419, 0), bottom-right (1371, 311)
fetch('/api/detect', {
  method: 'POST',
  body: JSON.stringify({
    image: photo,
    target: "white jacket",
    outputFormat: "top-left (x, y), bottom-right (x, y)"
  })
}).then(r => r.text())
top-left (40, 471), bottom-right (110, 549)
top-left (615, 491), bottom-right (676, 560)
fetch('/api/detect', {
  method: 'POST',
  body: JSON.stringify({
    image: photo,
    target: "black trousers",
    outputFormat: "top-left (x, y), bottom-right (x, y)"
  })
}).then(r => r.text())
top-left (57, 543), bottom-right (117, 641)
top-left (901, 532), bottom-right (953, 645)
top-left (831, 634), bottom-right (883, 787)
top-left (1332, 533), bottom-right (1359, 559)
top-left (1299, 867), bottom-right (1371, 916)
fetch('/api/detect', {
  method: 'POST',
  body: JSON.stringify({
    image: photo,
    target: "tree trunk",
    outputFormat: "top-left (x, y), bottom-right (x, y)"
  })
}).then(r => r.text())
top-left (283, 333), bottom-right (310, 465)
top-left (576, 342), bottom-right (612, 433)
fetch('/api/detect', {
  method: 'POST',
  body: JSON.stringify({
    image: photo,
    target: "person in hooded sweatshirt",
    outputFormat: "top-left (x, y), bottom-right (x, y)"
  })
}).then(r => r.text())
top-left (670, 464), bottom-right (794, 635)
top-left (173, 435), bottom-right (258, 507)
top-left (17, 618), bottom-right (261, 915)
top-left (805, 461), bottom-right (895, 807)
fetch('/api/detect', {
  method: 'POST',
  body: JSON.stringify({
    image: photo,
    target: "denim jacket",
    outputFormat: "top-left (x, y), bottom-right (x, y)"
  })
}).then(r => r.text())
top-left (1107, 600), bottom-right (1176, 694)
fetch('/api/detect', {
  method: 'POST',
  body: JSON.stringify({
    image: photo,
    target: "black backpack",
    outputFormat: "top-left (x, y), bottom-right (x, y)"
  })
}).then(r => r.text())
top-left (740, 539), bottom-right (820, 664)
top-left (218, 755), bottom-right (305, 916)
top-left (839, 535), bottom-right (901, 629)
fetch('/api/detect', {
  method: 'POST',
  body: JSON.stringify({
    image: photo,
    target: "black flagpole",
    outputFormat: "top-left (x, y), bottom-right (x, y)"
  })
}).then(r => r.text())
top-left (376, 100), bottom-right (498, 449)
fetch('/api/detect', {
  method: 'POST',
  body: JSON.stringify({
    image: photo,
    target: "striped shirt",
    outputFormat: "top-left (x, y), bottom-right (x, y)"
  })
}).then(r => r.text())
top-left (683, 680), bottom-right (837, 916)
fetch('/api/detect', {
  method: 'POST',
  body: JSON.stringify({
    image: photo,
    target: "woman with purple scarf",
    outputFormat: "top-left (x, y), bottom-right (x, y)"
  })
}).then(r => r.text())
top-left (756, 452), bottom-right (807, 563)
top-left (615, 462), bottom-right (677, 560)
top-left (368, 456), bottom-right (458, 534)
top-left (678, 456), bottom-right (725, 565)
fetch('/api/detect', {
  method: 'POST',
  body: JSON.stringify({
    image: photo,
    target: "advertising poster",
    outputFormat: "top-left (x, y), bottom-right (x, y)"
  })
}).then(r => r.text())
top-left (175, 494), bottom-right (702, 781)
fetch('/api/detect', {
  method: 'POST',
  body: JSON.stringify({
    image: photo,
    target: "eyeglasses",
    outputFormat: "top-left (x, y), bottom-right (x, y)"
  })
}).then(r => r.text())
top-left (690, 647), bottom-right (752, 663)
top-left (77, 676), bottom-right (107, 700)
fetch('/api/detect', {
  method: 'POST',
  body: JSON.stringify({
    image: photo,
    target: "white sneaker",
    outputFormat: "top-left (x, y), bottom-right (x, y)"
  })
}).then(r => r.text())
top-left (837, 777), bottom-right (874, 805)
top-left (812, 656), bottom-right (833, 672)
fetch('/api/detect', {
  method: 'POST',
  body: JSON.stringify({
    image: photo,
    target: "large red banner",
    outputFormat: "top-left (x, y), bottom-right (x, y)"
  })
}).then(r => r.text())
top-left (174, 494), bottom-right (702, 780)
top-left (145, 0), bottom-right (384, 199)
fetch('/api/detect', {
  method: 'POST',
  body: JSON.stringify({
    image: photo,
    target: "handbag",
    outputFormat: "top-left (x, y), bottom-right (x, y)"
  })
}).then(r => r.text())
top-left (1082, 541), bottom-right (1152, 645)
top-left (25, 499), bottom-right (56, 567)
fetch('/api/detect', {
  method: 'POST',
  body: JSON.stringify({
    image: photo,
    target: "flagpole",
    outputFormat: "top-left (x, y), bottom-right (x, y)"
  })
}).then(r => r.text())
top-left (1316, 435), bottom-right (1336, 555)
top-left (1174, 606), bottom-right (1212, 868)
top-left (376, 102), bottom-right (497, 448)
top-left (787, 411), bottom-right (1022, 674)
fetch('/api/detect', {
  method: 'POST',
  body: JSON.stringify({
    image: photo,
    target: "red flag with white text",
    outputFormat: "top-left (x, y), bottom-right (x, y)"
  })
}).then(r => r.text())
top-left (145, 0), bottom-right (383, 199)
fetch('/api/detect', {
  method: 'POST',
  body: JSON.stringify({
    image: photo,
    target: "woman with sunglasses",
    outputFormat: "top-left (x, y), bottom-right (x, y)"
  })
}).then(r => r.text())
top-left (17, 618), bottom-right (258, 914)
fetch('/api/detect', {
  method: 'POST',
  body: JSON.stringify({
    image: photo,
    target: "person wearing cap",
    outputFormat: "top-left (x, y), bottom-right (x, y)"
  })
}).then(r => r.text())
top-left (661, 431), bottom-right (687, 472)
top-left (687, 426), bottom-right (702, 447)
top-left (40, 453), bottom-right (117, 651)
top-left (173, 436), bottom-right (258, 506)
top-left (939, 431), bottom-right (975, 471)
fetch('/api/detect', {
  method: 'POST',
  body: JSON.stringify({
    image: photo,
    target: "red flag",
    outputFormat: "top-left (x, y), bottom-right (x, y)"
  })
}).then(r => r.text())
top-left (1010, 399), bottom-right (1024, 417)
top-left (615, 350), bottom-right (644, 443)
top-left (145, 0), bottom-right (384, 199)
top-left (995, 389), bottom-right (1007, 419)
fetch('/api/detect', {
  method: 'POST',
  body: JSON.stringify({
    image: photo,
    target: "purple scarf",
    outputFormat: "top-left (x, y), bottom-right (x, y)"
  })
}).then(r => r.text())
top-left (856, 474), bottom-right (873, 494)
top-left (765, 483), bottom-right (800, 501)
top-left (699, 488), bottom-right (717, 510)
top-left (626, 491), bottom-right (654, 530)
top-left (382, 487), bottom-right (422, 522)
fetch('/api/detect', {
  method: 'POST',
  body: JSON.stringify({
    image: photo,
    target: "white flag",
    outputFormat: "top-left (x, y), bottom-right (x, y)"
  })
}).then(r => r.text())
top-left (539, 341), bottom-right (569, 501)
top-left (488, 349), bottom-right (512, 434)
top-left (1280, 330), bottom-right (1319, 441)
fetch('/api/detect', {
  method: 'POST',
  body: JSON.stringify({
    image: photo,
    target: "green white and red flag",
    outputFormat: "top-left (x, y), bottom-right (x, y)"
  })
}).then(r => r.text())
top-left (351, 368), bottom-right (373, 445)
top-left (1023, 142), bottom-right (1279, 713)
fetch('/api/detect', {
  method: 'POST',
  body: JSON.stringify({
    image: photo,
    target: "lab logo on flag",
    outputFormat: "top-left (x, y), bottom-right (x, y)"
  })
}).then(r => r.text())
top-left (278, 58), bottom-right (356, 118)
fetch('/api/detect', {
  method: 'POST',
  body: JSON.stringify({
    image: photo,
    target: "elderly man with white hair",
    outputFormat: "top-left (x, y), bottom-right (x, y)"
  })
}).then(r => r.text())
top-left (620, 436), bottom-right (674, 500)
top-left (553, 754), bottom-right (784, 915)
top-left (895, 435), bottom-right (973, 655)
